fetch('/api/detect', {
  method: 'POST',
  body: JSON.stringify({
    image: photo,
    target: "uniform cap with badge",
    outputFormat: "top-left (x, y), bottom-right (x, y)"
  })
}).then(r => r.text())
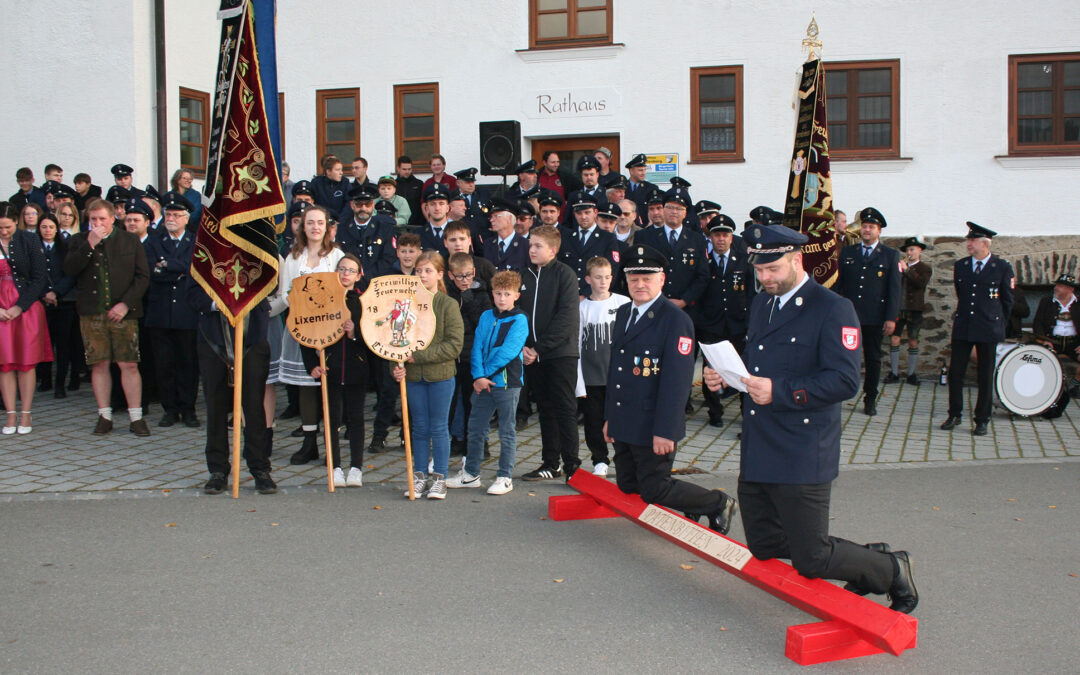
top-left (453, 167), bottom-right (478, 182)
top-left (576, 155), bottom-right (601, 172)
top-left (708, 214), bottom-right (737, 233)
top-left (348, 183), bottom-right (378, 202)
top-left (422, 183), bottom-right (451, 202)
top-left (695, 200), bottom-right (722, 218)
top-left (622, 244), bottom-right (667, 275)
top-left (662, 186), bottom-right (692, 209)
top-left (856, 206), bottom-right (887, 228)
top-left (901, 236), bottom-right (927, 250)
top-left (287, 200), bottom-right (311, 220)
top-left (965, 221), bottom-right (997, 239)
top-left (142, 185), bottom-right (161, 203)
top-left (520, 184), bottom-right (541, 200)
top-left (749, 205), bottom-right (784, 226)
top-left (487, 195), bottom-right (519, 215)
top-left (124, 198), bottom-right (154, 219)
top-left (645, 189), bottom-right (664, 206)
top-left (624, 153), bottom-right (648, 169)
top-left (110, 163), bottom-right (134, 178)
top-left (375, 199), bottom-right (397, 215)
top-left (513, 159), bottom-right (538, 175)
top-left (537, 192), bottom-right (564, 208)
top-left (745, 223), bottom-right (808, 264)
top-left (106, 185), bottom-right (132, 204)
top-left (607, 175), bottom-right (630, 191)
top-left (515, 200), bottom-right (536, 217)
top-left (568, 191), bottom-right (599, 211)
top-left (292, 179), bottom-right (313, 196)
top-left (596, 202), bottom-right (622, 221)
top-left (161, 191), bottom-right (194, 212)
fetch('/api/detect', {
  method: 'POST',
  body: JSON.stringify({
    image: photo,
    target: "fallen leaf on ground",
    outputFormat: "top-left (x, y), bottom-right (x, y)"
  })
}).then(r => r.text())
top-left (540, 516), bottom-right (547, 520)
top-left (932, 506), bottom-right (940, 511)
top-left (1007, 498), bottom-right (1016, 502)
top-left (1015, 518), bottom-right (1023, 522)
top-left (246, 509), bottom-right (256, 513)
top-left (270, 523), bottom-right (279, 527)
top-left (161, 489), bottom-right (171, 494)
top-left (165, 523), bottom-right (177, 527)
top-left (680, 564), bottom-right (694, 570)
top-left (527, 492), bottom-right (536, 497)
top-left (554, 579), bottom-right (564, 583)
top-left (202, 554), bottom-right (213, 559)
top-left (373, 506), bottom-right (382, 510)
top-left (1049, 505), bottom-right (1057, 509)
top-left (719, 627), bottom-right (727, 631)
top-left (1069, 573), bottom-right (1077, 578)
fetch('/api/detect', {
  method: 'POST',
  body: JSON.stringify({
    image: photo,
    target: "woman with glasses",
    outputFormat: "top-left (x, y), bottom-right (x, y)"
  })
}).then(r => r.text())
top-left (300, 254), bottom-right (370, 487)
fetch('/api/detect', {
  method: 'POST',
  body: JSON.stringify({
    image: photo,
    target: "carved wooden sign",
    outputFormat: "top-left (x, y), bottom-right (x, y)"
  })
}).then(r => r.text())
top-left (359, 275), bottom-right (436, 363)
top-left (286, 272), bottom-right (349, 349)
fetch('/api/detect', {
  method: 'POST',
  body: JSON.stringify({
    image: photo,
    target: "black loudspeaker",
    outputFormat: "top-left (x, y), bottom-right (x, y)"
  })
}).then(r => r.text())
top-left (479, 120), bottom-right (521, 175)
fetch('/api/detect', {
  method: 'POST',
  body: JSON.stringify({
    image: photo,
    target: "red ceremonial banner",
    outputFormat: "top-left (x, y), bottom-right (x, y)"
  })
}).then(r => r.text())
top-left (783, 59), bottom-right (840, 288)
top-left (191, 1), bottom-right (285, 325)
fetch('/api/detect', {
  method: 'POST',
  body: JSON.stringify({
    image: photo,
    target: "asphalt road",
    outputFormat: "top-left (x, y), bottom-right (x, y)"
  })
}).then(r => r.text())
top-left (2, 460), bottom-right (1077, 673)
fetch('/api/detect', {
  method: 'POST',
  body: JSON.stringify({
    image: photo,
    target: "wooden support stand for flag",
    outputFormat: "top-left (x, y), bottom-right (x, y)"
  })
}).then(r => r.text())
top-left (230, 320), bottom-right (244, 499)
top-left (318, 349), bottom-right (335, 493)
top-left (399, 365), bottom-right (415, 500)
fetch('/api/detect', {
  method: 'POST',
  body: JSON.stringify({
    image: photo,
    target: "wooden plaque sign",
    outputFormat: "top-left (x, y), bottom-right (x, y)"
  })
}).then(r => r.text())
top-left (359, 275), bottom-right (437, 362)
top-left (286, 272), bottom-right (349, 348)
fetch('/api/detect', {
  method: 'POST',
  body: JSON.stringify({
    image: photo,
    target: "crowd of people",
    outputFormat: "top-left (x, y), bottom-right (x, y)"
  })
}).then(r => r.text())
top-left (12, 150), bottom-right (1080, 616)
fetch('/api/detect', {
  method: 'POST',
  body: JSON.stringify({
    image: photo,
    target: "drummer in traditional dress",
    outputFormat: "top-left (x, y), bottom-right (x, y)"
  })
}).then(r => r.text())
top-left (1033, 273), bottom-right (1080, 400)
top-left (939, 222), bottom-right (1014, 436)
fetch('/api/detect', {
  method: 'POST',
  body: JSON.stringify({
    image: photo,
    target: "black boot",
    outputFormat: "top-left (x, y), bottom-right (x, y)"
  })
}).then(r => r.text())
top-left (290, 431), bottom-right (319, 465)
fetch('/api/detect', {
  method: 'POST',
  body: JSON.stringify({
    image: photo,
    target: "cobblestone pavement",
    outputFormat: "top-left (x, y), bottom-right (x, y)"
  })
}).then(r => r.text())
top-left (0, 377), bottom-right (1076, 497)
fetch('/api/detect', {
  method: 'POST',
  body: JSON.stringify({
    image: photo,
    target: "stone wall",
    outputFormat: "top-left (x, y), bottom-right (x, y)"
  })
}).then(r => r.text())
top-left (879, 235), bottom-right (1080, 379)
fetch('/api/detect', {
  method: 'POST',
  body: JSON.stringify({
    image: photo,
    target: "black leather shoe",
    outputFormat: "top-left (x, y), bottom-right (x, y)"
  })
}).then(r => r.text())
top-left (290, 432), bottom-right (319, 465)
top-left (159, 411), bottom-right (179, 427)
top-left (204, 473), bottom-right (227, 495)
top-left (708, 417), bottom-right (724, 428)
top-left (888, 551), bottom-right (918, 614)
top-left (368, 437), bottom-right (388, 454)
top-left (844, 542), bottom-right (893, 595)
top-left (54, 388), bottom-right (66, 399)
top-left (940, 416), bottom-right (961, 430)
top-left (252, 471), bottom-right (277, 495)
top-left (906, 374), bottom-right (919, 386)
top-left (280, 403), bottom-right (300, 419)
top-left (864, 401), bottom-right (878, 416)
top-left (515, 416), bottom-right (529, 431)
top-left (182, 413), bottom-right (201, 428)
top-left (972, 422), bottom-right (988, 436)
top-left (686, 492), bottom-right (738, 536)
top-left (883, 372), bottom-right (900, 384)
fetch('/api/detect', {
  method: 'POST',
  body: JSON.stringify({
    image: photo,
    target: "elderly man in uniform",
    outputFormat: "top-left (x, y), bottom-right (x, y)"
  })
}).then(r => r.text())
top-left (482, 197), bottom-right (530, 271)
top-left (885, 237), bottom-right (932, 385)
top-left (704, 223), bottom-right (918, 614)
top-left (940, 222), bottom-right (1015, 436)
top-left (145, 192), bottom-right (200, 428)
top-left (603, 244), bottom-right (737, 533)
top-left (337, 183), bottom-right (397, 278)
top-left (1033, 273), bottom-right (1080, 401)
top-left (836, 207), bottom-right (901, 416)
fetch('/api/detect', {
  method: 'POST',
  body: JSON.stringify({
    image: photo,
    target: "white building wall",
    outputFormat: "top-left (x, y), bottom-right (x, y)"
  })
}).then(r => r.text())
top-left (2, 0), bottom-right (1078, 237)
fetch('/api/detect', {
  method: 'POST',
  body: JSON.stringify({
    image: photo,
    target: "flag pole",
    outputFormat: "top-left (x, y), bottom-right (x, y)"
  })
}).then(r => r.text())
top-left (231, 319), bottom-right (245, 498)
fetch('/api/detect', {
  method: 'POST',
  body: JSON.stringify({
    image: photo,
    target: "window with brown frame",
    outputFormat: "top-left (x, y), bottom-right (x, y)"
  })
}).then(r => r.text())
top-left (690, 66), bottom-right (743, 162)
top-left (316, 88), bottom-right (360, 164)
top-left (824, 60), bottom-right (900, 159)
top-left (394, 83), bottom-right (439, 172)
top-left (1009, 53), bottom-right (1080, 155)
top-left (529, 0), bottom-right (612, 49)
top-left (179, 87), bottom-right (210, 176)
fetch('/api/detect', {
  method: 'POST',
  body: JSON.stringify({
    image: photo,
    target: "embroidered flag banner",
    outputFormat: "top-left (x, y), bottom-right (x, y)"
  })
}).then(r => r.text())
top-left (192, 0), bottom-right (285, 325)
top-left (783, 58), bottom-right (839, 288)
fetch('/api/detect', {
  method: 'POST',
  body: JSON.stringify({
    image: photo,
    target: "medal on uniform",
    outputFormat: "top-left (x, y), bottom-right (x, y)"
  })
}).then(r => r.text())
top-left (642, 368), bottom-right (651, 377)
top-left (795, 297), bottom-right (803, 306)
top-left (633, 367), bottom-right (641, 375)
top-left (877, 270), bottom-right (883, 277)
top-left (376, 238), bottom-right (382, 245)
top-left (642, 358), bottom-right (651, 367)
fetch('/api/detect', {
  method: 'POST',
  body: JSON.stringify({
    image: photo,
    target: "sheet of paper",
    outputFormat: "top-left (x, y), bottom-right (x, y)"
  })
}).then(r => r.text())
top-left (700, 341), bottom-right (750, 393)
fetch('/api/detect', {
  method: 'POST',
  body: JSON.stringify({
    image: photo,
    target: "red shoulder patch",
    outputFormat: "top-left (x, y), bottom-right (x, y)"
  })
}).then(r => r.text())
top-left (842, 326), bottom-right (859, 350)
top-left (612, 250), bottom-right (620, 263)
top-left (677, 336), bottom-right (693, 355)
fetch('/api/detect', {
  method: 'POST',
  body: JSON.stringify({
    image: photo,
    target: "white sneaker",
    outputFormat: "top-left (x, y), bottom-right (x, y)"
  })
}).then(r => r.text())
top-left (426, 473), bottom-right (447, 500)
top-left (593, 462), bottom-right (609, 477)
top-left (332, 467), bottom-right (346, 488)
top-left (445, 468), bottom-right (482, 489)
top-left (487, 476), bottom-right (513, 495)
top-left (346, 467), bottom-right (363, 487)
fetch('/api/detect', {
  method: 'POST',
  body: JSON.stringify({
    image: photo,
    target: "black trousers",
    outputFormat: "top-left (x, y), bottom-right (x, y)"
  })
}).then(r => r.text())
top-left (582, 385), bottom-right (609, 464)
top-left (326, 379), bottom-right (366, 469)
top-left (199, 340), bottom-right (270, 476)
top-left (448, 359), bottom-right (474, 442)
top-left (613, 440), bottom-right (725, 513)
top-left (861, 323), bottom-right (884, 400)
top-left (737, 479), bottom-right (894, 593)
top-left (372, 358), bottom-right (399, 440)
top-left (150, 327), bottom-right (199, 416)
top-left (527, 356), bottom-right (579, 470)
top-left (39, 303), bottom-right (77, 388)
top-left (948, 339), bottom-right (996, 423)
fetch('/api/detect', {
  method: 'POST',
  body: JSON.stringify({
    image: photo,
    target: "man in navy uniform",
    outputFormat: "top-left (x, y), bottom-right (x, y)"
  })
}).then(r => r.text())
top-left (604, 244), bottom-right (737, 533)
top-left (559, 192), bottom-right (621, 297)
top-left (636, 185), bottom-right (710, 316)
top-left (696, 214), bottom-right (754, 425)
top-left (337, 183), bottom-right (397, 278)
top-left (507, 159), bottom-right (541, 199)
top-left (110, 163), bottom-right (135, 191)
top-left (836, 207), bottom-right (901, 416)
top-left (940, 222), bottom-right (1015, 436)
top-left (482, 197), bottom-right (530, 271)
top-left (704, 223), bottom-right (918, 614)
top-left (694, 199), bottom-right (722, 235)
top-left (416, 183), bottom-right (452, 258)
top-left (624, 153), bottom-right (656, 226)
top-left (145, 192), bottom-right (200, 428)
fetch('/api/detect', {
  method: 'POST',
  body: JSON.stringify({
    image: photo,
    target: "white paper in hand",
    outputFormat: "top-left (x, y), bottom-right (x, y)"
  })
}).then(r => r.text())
top-left (700, 341), bottom-right (750, 393)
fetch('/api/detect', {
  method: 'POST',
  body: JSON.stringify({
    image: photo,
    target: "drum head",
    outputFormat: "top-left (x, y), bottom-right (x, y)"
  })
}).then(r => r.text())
top-left (994, 345), bottom-right (1064, 416)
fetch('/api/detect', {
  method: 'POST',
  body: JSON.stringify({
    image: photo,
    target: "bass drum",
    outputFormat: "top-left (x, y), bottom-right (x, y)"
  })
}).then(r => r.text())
top-left (994, 344), bottom-right (1064, 416)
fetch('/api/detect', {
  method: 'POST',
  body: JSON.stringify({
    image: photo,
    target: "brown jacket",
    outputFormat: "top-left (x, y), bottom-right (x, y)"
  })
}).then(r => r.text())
top-left (63, 227), bottom-right (150, 318)
top-left (901, 259), bottom-right (932, 312)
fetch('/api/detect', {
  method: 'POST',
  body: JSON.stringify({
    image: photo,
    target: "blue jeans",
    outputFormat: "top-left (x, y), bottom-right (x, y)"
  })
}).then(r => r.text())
top-left (466, 387), bottom-right (521, 478)
top-left (406, 377), bottom-right (455, 477)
